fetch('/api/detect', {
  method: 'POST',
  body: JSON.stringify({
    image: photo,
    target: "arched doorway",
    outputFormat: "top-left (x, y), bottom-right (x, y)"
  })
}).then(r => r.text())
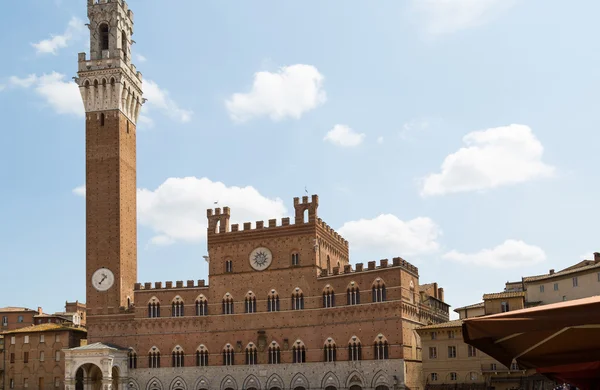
top-left (76, 363), bottom-right (103, 390)
top-left (349, 386), bottom-right (363, 390)
top-left (112, 366), bottom-right (120, 390)
top-left (375, 386), bottom-right (390, 390)
top-left (294, 388), bottom-right (307, 390)
top-left (269, 388), bottom-right (282, 390)
top-left (325, 387), bottom-right (337, 390)
top-left (247, 388), bottom-right (258, 390)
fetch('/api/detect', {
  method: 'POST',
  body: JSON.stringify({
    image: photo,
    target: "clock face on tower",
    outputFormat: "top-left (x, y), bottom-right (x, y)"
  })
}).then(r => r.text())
top-left (91, 268), bottom-right (115, 292)
top-left (249, 247), bottom-right (273, 271)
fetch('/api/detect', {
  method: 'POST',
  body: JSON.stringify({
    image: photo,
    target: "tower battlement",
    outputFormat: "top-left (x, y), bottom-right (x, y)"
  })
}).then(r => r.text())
top-left (206, 195), bottom-right (348, 247)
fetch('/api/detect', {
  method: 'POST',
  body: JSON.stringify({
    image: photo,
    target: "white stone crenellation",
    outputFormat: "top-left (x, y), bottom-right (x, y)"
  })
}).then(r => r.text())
top-left (76, 0), bottom-right (143, 124)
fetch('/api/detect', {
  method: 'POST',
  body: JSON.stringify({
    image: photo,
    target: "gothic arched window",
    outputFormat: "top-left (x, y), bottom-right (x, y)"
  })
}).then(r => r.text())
top-left (196, 345), bottom-right (209, 367)
top-left (348, 336), bottom-right (362, 361)
top-left (374, 334), bottom-right (389, 360)
top-left (99, 24), bottom-right (109, 51)
top-left (222, 293), bottom-right (234, 314)
top-left (267, 290), bottom-right (280, 312)
top-left (148, 347), bottom-right (160, 368)
top-left (245, 291), bottom-right (257, 313)
top-left (148, 298), bottom-right (160, 318)
top-left (323, 338), bottom-right (336, 362)
top-left (128, 350), bottom-right (137, 369)
top-left (268, 341), bottom-right (281, 364)
top-left (223, 344), bottom-right (234, 366)
top-left (171, 296), bottom-right (184, 317)
top-left (245, 343), bottom-right (258, 365)
top-left (195, 295), bottom-right (208, 316)
top-left (292, 340), bottom-right (306, 363)
top-left (323, 285), bottom-right (335, 308)
top-left (172, 346), bottom-right (184, 367)
top-left (372, 278), bottom-right (387, 303)
top-left (347, 282), bottom-right (360, 305)
top-left (292, 288), bottom-right (304, 310)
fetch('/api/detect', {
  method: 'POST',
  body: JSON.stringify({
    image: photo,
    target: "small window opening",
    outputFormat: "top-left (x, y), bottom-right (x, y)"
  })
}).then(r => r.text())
top-left (100, 24), bottom-right (109, 51)
top-left (100, 113), bottom-right (105, 126)
top-left (121, 30), bottom-right (128, 61)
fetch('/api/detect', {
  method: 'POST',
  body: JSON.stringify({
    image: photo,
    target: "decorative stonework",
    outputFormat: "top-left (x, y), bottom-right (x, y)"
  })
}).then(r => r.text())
top-left (76, 0), bottom-right (143, 124)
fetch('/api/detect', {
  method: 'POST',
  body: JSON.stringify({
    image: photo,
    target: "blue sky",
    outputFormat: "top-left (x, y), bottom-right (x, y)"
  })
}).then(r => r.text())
top-left (1, 0), bottom-right (599, 317)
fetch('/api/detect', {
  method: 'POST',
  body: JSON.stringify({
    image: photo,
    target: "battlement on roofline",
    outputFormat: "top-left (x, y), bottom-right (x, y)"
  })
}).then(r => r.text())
top-left (206, 194), bottom-right (349, 248)
top-left (133, 257), bottom-right (418, 291)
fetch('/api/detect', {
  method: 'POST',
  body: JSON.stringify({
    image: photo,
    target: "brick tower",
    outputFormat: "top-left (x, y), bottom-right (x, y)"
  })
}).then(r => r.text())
top-left (76, 0), bottom-right (143, 315)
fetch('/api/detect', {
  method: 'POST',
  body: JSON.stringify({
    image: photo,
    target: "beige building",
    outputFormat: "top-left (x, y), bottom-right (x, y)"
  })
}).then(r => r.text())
top-left (523, 252), bottom-right (600, 305)
top-left (418, 254), bottom-right (600, 390)
top-left (416, 292), bottom-right (549, 390)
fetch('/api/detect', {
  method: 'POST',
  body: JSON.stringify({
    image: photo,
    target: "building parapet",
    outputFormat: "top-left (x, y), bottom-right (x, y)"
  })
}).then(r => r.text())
top-left (135, 280), bottom-right (208, 291)
top-left (206, 195), bottom-right (349, 248)
top-left (318, 257), bottom-right (418, 278)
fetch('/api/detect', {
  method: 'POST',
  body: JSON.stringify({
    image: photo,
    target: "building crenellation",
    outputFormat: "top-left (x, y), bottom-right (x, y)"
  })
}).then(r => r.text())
top-left (61, 1), bottom-right (450, 389)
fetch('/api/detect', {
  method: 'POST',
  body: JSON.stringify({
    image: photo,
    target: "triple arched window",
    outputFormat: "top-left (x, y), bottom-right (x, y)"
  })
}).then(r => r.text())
top-left (323, 285), bottom-right (335, 308)
top-left (195, 295), bottom-right (208, 316)
top-left (223, 344), bottom-right (235, 366)
top-left (245, 343), bottom-right (258, 365)
top-left (374, 334), bottom-right (389, 360)
top-left (222, 293), bottom-right (234, 315)
top-left (172, 297), bottom-right (184, 317)
top-left (292, 340), bottom-right (306, 363)
top-left (267, 290), bottom-right (280, 312)
top-left (323, 338), bottom-right (337, 362)
top-left (245, 292), bottom-right (257, 313)
top-left (348, 336), bottom-right (362, 361)
top-left (196, 345), bottom-right (209, 367)
top-left (347, 282), bottom-right (360, 305)
top-left (372, 278), bottom-right (387, 302)
top-left (148, 298), bottom-right (160, 318)
top-left (172, 346), bottom-right (184, 367)
top-left (148, 347), bottom-right (161, 368)
top-left (268, 342), bottom-right (281, 364)
top-left (292, 288), bottom-right (304, 310)
top-left (128, 350), bottom-right (137, 369)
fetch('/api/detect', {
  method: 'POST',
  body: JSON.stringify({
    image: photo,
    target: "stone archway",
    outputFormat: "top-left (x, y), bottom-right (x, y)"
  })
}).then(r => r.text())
top-left (76, 363), bottom-right (103, 390)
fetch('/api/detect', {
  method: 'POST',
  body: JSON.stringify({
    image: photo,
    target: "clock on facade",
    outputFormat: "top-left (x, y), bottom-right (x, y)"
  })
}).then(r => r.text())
top-left (91, 268), bottom-right (115, 291)
top-left (249, 247), bottom-right (273, 271)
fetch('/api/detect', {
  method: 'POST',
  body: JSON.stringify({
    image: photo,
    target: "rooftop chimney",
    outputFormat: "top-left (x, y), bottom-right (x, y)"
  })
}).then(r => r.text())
top-left (37, 307), bottom-right (43, 315)
top-left (594, 252), bottom-right (600, 264)
top-left (549, 269), bottom-right (555, 275)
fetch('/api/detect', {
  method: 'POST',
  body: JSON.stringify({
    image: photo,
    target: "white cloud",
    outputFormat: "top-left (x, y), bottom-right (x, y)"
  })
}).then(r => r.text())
top-left (72, 178), bottom-right (288, 245)
top-left (420, 124), bottom-right (554, 196)
top-left (377, 136), bottom-right (384, 144)
top-left (10, 72), bottom-right (83, 117)
top-left (324, 124), bottom-right (366, 147)
top-left (72, 185), bottom-right (86, 197)
top-left (411, 0), bottom-right (516, 36)
top-left (135, 54), bottom-right (147, 63)
top-left (443, 239), bottom-right (546, 268)
top-left (338, 214), bottom-right (441, 256)
top-left (137, 177), bottom-right (287, 244)
top-left (32, 17), bottom-right (85, 55)
top-left (225, 64), bottom-right (326, 123)
top-left (143, 80), bottom-right (193, 123)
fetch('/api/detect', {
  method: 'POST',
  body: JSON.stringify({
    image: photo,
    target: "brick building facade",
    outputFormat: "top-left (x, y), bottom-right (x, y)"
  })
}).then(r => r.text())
top-left (64, 1), bottom-right (450, 390)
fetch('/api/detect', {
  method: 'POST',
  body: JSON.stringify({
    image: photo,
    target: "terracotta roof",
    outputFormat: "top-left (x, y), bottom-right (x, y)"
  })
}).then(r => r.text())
top-left (0, 307), bottom-right (35, 313)
top-left (560, 260), bottom-right (594, 272)
top-left (523, 262), bottom-right (600, 283)
top-left (2, 323), bottom-right (86, 335)
top-left (418, 319), bottom-right (463, 330)
top-left (482, 291), bottom-right (525, 300)
top-left (454, 302), bottom-right (484, 312)
top-left (69, 342), bottom-right (127, 351)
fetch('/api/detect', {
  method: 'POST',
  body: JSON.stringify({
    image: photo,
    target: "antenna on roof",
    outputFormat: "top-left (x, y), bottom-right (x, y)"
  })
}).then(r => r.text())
top-left (304, 186), bottom-right (308, 195)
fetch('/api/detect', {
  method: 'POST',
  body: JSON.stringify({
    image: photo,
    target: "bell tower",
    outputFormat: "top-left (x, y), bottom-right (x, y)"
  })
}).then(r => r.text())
top-left (76, 0), bottom-right (143, 315)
